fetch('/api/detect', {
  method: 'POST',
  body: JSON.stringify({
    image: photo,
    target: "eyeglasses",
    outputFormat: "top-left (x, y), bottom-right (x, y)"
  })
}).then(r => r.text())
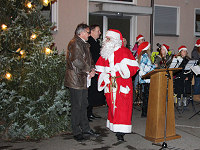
top-left (85, 30), bottom-right (91, 34)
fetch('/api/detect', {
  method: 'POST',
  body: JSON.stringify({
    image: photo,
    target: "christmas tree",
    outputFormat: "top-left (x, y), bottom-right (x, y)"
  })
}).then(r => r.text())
top-left (0, 0), bottom-right (71, 140)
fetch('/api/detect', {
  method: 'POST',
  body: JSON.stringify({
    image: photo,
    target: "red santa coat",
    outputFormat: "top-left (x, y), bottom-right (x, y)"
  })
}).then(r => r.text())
top-left (96, 46), bottom-right (139, 133)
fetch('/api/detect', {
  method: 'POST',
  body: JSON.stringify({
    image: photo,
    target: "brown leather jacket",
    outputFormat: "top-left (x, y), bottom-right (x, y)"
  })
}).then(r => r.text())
top-left (64, 35), bottom-right (94, 89)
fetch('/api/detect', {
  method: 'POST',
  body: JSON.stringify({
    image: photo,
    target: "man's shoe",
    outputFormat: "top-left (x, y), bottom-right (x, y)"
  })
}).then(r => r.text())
top-left (91, 114), bottom-right (101, 119)
top-left (116, 132), bottom-right (125, 142)
top-left (83, 129), bottom-right (99, 137)
top-left (88, 115), bottom-right (95, 120)
top-left (73, 134), bottom-right (85, 142)
top-left (88, 114), bottom-right (101, 120)
top-left (88, 117), bottom-right (93, 122)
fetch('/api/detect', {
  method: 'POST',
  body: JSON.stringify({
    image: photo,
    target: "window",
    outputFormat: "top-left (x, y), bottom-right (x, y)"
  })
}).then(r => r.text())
top-left (108, 0), bottom-right (133, 1)
top-left (195, 9), bottom-right (200, 36)
top-left (41, 1), bottom-right (58, 31)
top-left (154, 5), bottom-right (180, 36)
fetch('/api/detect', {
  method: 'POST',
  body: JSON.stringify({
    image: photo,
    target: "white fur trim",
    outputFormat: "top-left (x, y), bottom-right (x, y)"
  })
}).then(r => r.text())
top-left (195, 43), bottom-right (200, 47)
top-left (120, 85), bottom-right (130, 94)
top-left (98, 72), bottom-right (110, 91)
top-left (162, 45), bottom-right (168, 54)
top-left (106, 31), bottom-right (120, 40)
top-left (142, 43), bottom-right (150, 51)
top-left (137, 36), bottom-right (144, 42)
top-left (104, 86), bottom-right (110, 93)
top-left (107, 120), bottom-right (132, 133)
top-left (178, 48), bottom-right (187, 53)
top-left (95, 65), bottom-right (111, 73)
top-left (115, 58), bottom-right (139, 79)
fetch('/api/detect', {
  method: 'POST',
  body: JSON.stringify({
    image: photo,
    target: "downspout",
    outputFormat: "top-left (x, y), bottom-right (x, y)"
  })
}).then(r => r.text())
top-left (150, 0), bottom-right (154, 52)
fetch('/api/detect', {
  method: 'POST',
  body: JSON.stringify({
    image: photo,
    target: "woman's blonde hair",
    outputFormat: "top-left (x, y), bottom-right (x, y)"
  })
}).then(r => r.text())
top-left (138, 48), bottom-right (151, 63)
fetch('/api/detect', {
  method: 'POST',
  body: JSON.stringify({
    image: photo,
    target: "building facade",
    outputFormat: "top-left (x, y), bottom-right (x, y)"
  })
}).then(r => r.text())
top-left (52, 0), bottom-right (200, 56)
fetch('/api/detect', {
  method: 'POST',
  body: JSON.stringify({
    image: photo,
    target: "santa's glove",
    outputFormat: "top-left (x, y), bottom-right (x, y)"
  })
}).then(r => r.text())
top-left (103, 73), bottom-right (110, 85)
top-left (114, 63), bottom-right (121, 72)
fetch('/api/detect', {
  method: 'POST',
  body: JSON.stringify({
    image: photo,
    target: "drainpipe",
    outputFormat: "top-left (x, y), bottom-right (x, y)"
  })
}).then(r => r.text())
top-left (150, 0), bottom-right (154, 52)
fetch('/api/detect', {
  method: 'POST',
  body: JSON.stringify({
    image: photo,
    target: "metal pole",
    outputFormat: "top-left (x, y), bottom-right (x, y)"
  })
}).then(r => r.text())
top-left (150, 0), bottom-right (154, 52)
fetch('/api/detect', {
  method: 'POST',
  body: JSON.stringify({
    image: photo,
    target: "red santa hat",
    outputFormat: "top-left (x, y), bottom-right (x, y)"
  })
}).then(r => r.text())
top-left (106, 29), bottom-right (123, 42)
top-left (162, 44), bottom-right (170, 53)
top-left (178, 45), bottom-right (187, 53)
top-left (137, 41), bottom-right (150, 55)
top-left (136, 34), bottom-right (144, 42)
top-left (195, 39), bottom-right (200, 47)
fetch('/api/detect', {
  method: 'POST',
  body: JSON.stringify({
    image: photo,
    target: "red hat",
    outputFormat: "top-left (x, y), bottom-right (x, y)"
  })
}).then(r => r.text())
top-left (137, 41), bottom-right (150, 55)
top-left (178, 45), bottom-right (187, 53)
top-left (106, 29), bottom-right (123, 42)
top-left (195, 39), bottom-right (200, 47)
top-left (162, 44), bottom-right (169, 54)
top-left (136, 34), bottom-right (144, 42)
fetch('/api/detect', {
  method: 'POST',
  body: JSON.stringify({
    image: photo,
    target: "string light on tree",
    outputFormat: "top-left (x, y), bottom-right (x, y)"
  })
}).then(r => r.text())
top-left (1, 24), bottom-right (7, 30)
top-left (5, 72), bottom-right (12, 80)
top-left (43, 0), bottom-right (49, 6)
top-left (16, 48), bottom-right (21, 52)
top-left (45, 48), bottom-right (52, 54)
top-left (20, 50), bottom-right (25, 56)
top-left (26, 2), bottom-right (32, 8)
top-left (43, 0), bottom-right (54, 6)
top-left (30, 33), bottom-right (37, 40)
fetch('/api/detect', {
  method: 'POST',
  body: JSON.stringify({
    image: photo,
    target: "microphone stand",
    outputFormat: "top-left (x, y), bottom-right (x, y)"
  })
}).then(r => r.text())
top-left (152, 60), bottom-right (171, 149)
top-left (174, 59), bottom-right (179, 68)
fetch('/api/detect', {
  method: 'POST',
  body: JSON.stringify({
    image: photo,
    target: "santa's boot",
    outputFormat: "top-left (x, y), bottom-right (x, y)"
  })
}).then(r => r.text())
top-left (116, 132), bottom-right (125, 142)
top-left (177, 98), bottom-right (182, 107)
top-left (183, 97), bottom-right (187, 107)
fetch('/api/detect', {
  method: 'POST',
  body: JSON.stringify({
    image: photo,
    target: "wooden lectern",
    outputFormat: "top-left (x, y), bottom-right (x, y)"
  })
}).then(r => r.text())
top-left (142, 68), bottom-right (181, 143)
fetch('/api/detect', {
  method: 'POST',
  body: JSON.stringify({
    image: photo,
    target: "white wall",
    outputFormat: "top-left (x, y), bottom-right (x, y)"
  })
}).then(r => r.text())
top-left (53, 0), bottom-right (88, 53)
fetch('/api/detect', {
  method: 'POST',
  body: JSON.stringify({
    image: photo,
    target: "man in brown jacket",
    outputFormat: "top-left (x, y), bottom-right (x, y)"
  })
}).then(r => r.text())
top-left (65, 23), bottom-right (98, 142)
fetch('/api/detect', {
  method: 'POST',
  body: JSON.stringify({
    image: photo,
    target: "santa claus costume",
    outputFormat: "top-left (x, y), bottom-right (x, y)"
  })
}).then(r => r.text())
top-left (95, 29), bottom-right (139, 141)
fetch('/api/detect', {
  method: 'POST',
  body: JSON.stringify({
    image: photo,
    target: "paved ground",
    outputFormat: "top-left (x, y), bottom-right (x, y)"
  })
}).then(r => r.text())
top-left (1, 101), bottom-right (200, 150)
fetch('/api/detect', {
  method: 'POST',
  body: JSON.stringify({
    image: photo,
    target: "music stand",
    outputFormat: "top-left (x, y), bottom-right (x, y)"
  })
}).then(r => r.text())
top-left (169, 57), bottom-right (183, 69)
top-left (184, 60), bottom-right (198, 71)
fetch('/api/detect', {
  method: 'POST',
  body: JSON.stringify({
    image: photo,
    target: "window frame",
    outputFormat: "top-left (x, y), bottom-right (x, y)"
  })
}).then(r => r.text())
top-left (153, 5), bottom-right (180, 36)
top-left (41, 1), bottom-right (58, 32)
top-left (194, 8), bottom-right (200, 37)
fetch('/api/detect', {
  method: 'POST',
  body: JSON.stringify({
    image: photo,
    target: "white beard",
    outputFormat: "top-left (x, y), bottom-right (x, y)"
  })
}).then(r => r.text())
top-left (100, 38), bottom-right (122, 60)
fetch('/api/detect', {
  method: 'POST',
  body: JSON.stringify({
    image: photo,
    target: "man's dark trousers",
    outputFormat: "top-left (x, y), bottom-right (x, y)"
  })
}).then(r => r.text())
top-left (69, 88), bottom-right (90, 136)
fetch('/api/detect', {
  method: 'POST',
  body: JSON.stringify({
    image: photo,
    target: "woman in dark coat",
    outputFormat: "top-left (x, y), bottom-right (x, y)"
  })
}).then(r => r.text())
top-left (191, 39), bottom-right (200, 96)
top-left (87, 25), bottom-right (105, 121)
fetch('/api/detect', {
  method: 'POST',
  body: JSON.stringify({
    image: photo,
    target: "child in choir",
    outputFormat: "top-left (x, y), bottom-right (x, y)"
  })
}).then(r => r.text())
top-left (174, 45), bottom-right (192, 107)
top-left (137, 42), bottom-right (157, 117)
top-left (131, 34), bottom-right (145, 58)
top-left (154, 44), bottom-right (172, 68)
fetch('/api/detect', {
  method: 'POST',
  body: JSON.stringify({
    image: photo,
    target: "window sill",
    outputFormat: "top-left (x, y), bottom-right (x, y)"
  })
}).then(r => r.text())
top-left (154, 34), bottom-right (179, 37)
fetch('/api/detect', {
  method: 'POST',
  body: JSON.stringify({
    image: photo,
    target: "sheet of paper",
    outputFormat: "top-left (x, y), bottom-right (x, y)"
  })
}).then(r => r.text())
top-left (169, 57), bottom-right (183, 68)
top-left (184, 60), bottom-right (198, 70)
top-left (191, 65), bottom-right (200, 75)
